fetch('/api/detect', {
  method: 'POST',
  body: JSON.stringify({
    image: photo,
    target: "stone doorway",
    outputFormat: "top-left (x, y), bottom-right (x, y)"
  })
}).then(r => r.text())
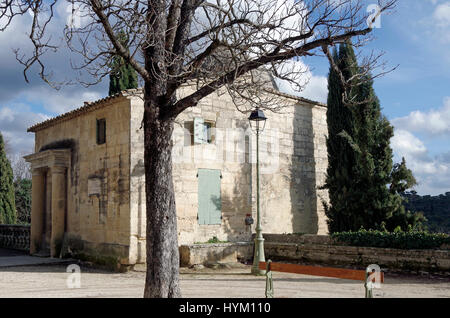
top-left (24, 149), bottom-right (70, 257)
top-left (39, 169), bottom-right (52, 256)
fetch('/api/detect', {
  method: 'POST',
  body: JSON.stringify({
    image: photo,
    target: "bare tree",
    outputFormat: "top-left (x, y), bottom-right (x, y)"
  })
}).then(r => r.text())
top-left (10, 152), bottom-right (32, 181)
top-left (2, 133), bottom-right (12, 156)
top-left (0, 0), bottom-right (397, 297)
top-left (0, 132), bottom-right (31, 180)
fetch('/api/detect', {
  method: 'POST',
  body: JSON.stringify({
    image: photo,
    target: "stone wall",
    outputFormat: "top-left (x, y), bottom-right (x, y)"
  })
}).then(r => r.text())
top-left (29, 87), bottom-right (329, 266)
top-left (0, 225), bottom-right (30, 251)
top-left (179, 242), bottom-right (253, 266)
top-left (32, 95), bottom-right (132, 263)
top-left (129, 86), bottom-right (329, 262)
top-left (263, 234), bottom-right (450, 272)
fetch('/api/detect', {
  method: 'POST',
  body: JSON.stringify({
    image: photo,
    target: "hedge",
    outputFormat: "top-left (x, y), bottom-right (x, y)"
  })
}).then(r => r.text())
top-left (331, 229), bottom-right (450, 250)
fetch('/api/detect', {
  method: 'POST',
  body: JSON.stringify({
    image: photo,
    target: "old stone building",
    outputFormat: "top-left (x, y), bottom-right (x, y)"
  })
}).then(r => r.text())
top-left (24, 85), bottom-right (329, 267)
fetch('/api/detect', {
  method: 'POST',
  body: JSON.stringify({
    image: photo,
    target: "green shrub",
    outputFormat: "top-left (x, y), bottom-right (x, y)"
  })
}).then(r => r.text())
top-left (331, 228), bottom-right (450, 250)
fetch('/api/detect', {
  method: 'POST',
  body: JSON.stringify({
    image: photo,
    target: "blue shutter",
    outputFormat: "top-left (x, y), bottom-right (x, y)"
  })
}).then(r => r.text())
top-left (198, 169), bottom-right (222, 225)
top-left (194, 117), bottom-right (205, 144)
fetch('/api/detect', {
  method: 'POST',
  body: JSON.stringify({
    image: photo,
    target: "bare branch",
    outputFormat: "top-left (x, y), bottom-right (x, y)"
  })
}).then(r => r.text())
top-left (0, 0), bottom-right (398, 114)
top-left (88, 0), bottom-right (150, 82)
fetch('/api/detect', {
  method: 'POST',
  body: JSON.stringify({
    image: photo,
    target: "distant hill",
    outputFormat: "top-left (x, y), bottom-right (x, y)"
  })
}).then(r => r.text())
top-left (402, 191), bottom-right (450, 234)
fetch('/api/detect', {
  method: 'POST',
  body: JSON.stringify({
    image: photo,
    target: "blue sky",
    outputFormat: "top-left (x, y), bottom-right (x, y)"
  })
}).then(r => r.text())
top-left (282, 0), bottom-right (450, 195)
top-left (0, 0), bottom-right (449, 195)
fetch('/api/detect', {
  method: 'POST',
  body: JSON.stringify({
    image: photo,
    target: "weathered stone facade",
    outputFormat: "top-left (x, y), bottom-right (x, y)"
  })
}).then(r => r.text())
top-left (25, 87), bottom-right (329, 266)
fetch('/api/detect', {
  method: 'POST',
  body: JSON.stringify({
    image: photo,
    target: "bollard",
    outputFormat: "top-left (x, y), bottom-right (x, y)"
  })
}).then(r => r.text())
top-left (265, 260), bottom-right (274, 298)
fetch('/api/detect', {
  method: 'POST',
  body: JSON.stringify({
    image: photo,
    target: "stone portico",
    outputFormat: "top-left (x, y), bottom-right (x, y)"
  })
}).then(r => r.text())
top-left (25, 87), bottom-right (329, 267)
top-left (24, 149), bottom-right (71, 257)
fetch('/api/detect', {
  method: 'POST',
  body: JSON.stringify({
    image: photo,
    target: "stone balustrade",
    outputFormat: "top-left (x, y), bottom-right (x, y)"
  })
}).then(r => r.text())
top-left (0, 225), bottom-right (31, 251)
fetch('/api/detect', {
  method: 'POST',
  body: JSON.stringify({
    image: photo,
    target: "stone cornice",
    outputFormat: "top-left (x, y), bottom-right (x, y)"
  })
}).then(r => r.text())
top-left (24, 149), bottom-right (71, 170)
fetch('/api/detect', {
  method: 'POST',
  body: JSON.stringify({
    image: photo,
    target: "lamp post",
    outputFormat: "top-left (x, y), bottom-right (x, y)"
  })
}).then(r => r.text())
top-left (248, 107), bottom-right (267, 276)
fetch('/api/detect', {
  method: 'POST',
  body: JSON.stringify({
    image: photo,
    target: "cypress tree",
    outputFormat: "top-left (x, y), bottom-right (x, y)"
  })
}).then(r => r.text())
top-left (344, 76), bottom-right (397, 230)
top-left (109, 31), bottom-right (138, 96)
top-left (0, 132), bottom-right (17, 224)
top-left (322, 46), bottom-right (358, 233)
top-left (323, 42), bottom-right (423, 233)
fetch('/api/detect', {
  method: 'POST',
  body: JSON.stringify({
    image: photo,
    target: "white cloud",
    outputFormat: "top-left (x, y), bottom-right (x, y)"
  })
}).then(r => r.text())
top-left (391, 129), bottom-right (427, 157)
top-left (0, 84), bottom-right (105, 157)
top-left (21, 86), bottom-right (104, 114)
top-left (431, 2), bottom-right (450, 43)
top-left (0, 4), bottom-right (107, 156)
top-left (391, 97), bottom-right (450, 137)
top-left (0, 2), bottom-right (108, 105)
top-left (273, 58), bottom-right (328, 103)
top-left (433, 2), bottom-right (450, 26)
top-left (391, 96), bottom-right (450, 195)
top-left (0, 104), bottom-right (49, 155)
top-left (299, 75), bottom-right (328, 103)
top-left (391, 128), bottom-right (450, 195)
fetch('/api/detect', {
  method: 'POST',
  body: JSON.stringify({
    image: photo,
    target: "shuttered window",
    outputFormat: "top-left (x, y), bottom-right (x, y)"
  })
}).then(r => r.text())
top-left (96, 118), bottom-right (106, 145)
top-left (193, 117), bottom-right (214, 144)
top-left (198, 169), bottom-right (222, 225)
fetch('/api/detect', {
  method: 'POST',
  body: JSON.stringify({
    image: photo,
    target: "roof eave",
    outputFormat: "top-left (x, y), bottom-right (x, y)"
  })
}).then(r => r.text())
top-left (27, 88), bottom-right (143, 133)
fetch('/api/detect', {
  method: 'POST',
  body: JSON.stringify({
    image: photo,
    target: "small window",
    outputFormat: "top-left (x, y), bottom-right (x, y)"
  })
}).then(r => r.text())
top-left (193, 117), bottom-right (215, 144)
top-left (96, 119), bottom-right (106, 144)
top-left (204, 122), bottom-right (214, 144)
top-left (184, 122), bottom-right (194, 146)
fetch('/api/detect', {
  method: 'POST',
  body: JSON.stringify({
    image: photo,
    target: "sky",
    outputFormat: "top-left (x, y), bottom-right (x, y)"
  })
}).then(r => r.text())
top-left (0, 0), bottom-right (449, 195)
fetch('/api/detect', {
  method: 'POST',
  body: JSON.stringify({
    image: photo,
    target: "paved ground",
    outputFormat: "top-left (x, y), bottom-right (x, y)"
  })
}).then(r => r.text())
top-left (0, 248), bottom-right (74, 268)
top-left (0, 263), bottom-right (449, 298)
top-left (0, 248), bottom-right (26, 257)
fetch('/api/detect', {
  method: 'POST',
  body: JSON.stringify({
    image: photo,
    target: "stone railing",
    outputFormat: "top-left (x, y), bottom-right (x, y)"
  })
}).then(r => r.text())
top-left (0, 225), bottom-right (30, 251)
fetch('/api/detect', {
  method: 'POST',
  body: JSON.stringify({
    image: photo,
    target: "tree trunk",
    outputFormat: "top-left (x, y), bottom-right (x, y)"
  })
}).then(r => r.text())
top-left (142, 96), bottom-right (181, 298)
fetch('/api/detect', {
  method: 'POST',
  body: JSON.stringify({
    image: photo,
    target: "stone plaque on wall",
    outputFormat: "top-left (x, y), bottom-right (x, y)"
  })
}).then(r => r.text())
top-left (88, 178), bottom-right (102, 196)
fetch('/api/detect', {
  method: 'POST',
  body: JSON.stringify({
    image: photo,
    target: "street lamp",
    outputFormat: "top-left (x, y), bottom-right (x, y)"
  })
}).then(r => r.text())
top-left (248, 107), bottom-right (267, 275)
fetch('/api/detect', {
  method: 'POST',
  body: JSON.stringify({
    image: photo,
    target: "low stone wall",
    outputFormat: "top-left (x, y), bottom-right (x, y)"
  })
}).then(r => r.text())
top-left (61, 233), bottom-right (131, 272)
top-left (262, 234), bottom-right (335, 245)
top-left (263, 234), bottom-right (450, 272)
top-left (0, 225), bottom-right (30, 251)
top-left (179, 242), bottom-right (253, 267)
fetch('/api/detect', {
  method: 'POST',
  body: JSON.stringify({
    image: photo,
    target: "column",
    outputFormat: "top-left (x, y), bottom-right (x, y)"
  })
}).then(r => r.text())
top-left (50, 166), bottom-right (66, 258)
top-left (30, 170), bottom-right (45, 255)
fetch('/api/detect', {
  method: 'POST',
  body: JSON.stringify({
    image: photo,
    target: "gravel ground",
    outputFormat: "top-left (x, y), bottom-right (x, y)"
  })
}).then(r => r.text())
top-left (0, 263), bottom-right (449, 298)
